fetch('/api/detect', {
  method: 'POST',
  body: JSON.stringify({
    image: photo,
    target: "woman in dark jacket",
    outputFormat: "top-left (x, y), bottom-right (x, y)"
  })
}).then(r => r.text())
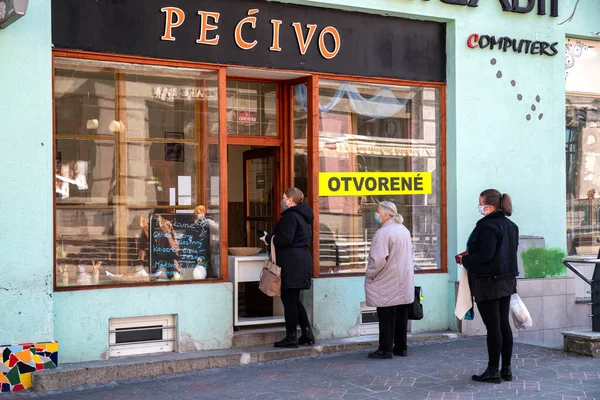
top-left (260, 188), bottom-right (315, 348)
top-left (457, 189), bottom-right (519, 384)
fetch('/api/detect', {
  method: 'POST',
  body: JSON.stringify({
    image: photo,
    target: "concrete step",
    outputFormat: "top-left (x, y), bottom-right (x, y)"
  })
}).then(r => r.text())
top-left (32, 331), bottom-right (461, 393)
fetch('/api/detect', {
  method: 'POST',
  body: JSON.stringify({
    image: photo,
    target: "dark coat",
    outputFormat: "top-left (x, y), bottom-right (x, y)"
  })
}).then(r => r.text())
top-left (265, 202), bottom-right (314, 290)
top-left (462, 211), bottom-right (519, 302)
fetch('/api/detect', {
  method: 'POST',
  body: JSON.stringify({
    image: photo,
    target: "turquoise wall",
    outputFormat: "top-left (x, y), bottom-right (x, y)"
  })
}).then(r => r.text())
top-left (54, 284), bottom-right (233, 362)
top-left (313, 274), bottom-right (449, 338)
top-left (0, 2), bottom-right (53, 344)
top-left (3, 0), bottom-right (599, 361)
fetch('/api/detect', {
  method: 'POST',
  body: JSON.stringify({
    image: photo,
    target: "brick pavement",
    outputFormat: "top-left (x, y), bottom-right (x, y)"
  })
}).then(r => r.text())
top-left (5, 337), bottom-right (600, 399)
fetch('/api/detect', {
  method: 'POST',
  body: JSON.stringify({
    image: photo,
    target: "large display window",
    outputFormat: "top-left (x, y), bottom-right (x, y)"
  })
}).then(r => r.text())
top-left (293, 79), bottom-right (443, 274)
top-left (54, 58), bottom-right (221, 287)
top-left (565, 38), bottom-right (600, 256)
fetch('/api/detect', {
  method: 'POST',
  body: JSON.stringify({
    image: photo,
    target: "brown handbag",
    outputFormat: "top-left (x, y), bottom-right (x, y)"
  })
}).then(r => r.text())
top-left (258, 236), bottom-right (281, 297)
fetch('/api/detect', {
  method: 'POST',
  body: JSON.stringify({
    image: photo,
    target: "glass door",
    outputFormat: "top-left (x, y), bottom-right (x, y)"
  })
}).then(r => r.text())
top-left (243, 148), bottom-right (280, 248)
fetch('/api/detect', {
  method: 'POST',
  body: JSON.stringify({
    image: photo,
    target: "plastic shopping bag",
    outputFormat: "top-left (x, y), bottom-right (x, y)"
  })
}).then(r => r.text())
top-left (510, 293), bottom-right (533, 330)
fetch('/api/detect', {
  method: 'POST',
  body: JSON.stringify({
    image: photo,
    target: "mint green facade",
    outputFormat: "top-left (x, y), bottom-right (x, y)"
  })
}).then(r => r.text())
top-left (1, 0), bottom-right (599, 363)
top-left (0, 2), bottom-right (53, 345)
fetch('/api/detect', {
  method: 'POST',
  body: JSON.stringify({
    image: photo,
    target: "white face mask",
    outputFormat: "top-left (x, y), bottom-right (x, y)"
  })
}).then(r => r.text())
top-left (478, 205), bottom-right (487, 216)
top-left (281, 199), bottom-right (289, 211)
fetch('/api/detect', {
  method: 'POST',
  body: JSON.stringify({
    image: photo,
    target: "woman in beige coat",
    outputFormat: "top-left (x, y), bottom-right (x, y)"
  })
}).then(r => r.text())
top-left (365, 201), bottom-right (415, 359)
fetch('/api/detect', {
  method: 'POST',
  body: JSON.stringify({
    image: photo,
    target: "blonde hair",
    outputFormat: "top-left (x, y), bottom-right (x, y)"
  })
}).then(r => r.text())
top-left (284, 187), bottom-right (304, 205)
top-left (378, 201), bottom-right (404, 224)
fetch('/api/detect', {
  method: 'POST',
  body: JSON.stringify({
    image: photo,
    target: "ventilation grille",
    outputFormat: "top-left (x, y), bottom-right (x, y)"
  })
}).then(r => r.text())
top-left (109, 315), bottom-right (176, 357)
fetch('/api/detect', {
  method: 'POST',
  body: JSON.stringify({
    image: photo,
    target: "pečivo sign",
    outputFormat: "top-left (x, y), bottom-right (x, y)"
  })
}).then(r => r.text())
top-left (319, 172), bottom-right (432, 197)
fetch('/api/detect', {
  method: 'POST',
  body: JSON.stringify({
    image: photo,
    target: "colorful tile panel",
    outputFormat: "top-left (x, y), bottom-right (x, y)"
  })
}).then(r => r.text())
top-left (0, 341), bottom-right (58, 392)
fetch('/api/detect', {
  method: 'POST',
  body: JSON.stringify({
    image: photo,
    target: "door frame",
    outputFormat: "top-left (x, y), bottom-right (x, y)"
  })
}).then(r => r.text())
top-left (242, 147), bottom-right (281, 247)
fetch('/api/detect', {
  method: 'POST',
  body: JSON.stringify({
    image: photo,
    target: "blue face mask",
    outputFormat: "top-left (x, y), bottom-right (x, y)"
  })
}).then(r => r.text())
top-left (374, 212), bottom-right (382, 224)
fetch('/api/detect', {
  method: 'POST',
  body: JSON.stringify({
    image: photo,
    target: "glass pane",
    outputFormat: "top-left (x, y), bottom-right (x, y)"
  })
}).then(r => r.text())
top-left (126, 73), bottom-right (217, 140)
top-left (293, 84), bottom-right (308, 196)
top-left (55, 139), bottom-right (116, 206)
top-left (566, 38), bottom-right (600, 95)
top-left (127, 209), bottom-right (221, 281)
top-left (56, 209), bottom-right (116, 287)
top-left (54, 58), bottom-right (221, 287)
top-left (54, 68), bottom-right (115, 137)
top-left (226, 81), bottom-right (277, 136)
top-left (317, 80), bottom-right (442, 274)
top-left (126, 142), bottom-right (197, 207)
top-left (566, 95), bottom-right (600, 256)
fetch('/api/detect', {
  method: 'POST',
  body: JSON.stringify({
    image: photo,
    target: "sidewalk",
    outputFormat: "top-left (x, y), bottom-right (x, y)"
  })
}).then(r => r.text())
top-left (29, 332), bottom-right (460, 393)
top-left (7, 336), bottom-right (600, 399)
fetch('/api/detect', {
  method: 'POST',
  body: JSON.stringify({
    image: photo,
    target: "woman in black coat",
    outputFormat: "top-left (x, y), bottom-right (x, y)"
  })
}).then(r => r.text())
top-left (260, 187), bottom-right (315, 348)
top-left (457, 189), bottom-right (519, 384)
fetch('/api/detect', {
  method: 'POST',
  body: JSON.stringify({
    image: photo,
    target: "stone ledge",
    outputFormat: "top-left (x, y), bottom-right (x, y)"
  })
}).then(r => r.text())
top-left (32, 332), bottom-right (460, 392)
top-left (563, 330), bottom-right (600, 358)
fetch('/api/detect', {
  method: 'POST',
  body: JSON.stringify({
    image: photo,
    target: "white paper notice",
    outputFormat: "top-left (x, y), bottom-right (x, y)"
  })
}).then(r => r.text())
top-left (169, 188), bottom-right (176, 206)
top-left (178, 176), bottom-right (192, 197)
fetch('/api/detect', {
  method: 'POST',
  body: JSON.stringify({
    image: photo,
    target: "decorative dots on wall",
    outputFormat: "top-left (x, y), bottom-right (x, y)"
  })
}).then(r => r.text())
top-left (489, 58), bottom-right (544, 122)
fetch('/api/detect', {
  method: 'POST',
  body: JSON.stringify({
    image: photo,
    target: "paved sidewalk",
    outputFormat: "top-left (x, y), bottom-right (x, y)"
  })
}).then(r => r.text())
top-left (7, 337), bottom-right (600, 399)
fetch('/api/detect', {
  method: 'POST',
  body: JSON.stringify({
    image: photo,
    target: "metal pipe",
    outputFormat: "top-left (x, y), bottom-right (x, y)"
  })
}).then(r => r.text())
top-left (563, 256), bottom-right (600, 332)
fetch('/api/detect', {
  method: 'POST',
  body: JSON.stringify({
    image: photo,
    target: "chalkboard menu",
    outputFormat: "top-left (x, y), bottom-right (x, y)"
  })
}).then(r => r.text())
top-left (149, 213), bottom-right (212, 279)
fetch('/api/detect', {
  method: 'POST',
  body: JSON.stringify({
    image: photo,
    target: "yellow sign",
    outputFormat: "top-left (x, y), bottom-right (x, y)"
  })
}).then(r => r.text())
top-left (319, 172), bottom-right (432, 197)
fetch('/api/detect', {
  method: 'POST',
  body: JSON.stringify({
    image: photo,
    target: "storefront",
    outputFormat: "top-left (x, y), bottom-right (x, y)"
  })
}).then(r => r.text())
top-left (2, 0), bottom-right (600, 376)
top-left (48, 0), bottom-right (447, 360)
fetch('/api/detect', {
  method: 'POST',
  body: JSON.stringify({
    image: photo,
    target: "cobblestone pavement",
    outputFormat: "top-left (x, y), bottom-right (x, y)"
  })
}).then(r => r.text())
top-left (8, 337), bottom-right (600, 399)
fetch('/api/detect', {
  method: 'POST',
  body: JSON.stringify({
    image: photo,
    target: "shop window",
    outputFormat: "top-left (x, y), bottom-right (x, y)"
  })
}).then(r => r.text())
top-left (54, 58), bottom-right (220, 288)
top-left (301, 80), bottom-right (442, 274)
top-left (226, 81), bottom-right (277, 136)
top-left (565, 38), bottom-right (600, 257)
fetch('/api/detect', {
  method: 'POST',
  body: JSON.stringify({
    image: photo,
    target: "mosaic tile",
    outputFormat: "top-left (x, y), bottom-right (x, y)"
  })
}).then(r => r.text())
top-left (8, 354), bottom-right (19, 368)
top-left (50, 352), bottom-right (58, 366)
top-left (17, 362), bottom-right (36, 374)
top-left (0, 341), bottom-right (58, 392)
top-left (6, 367), bottom-right (20, 385)
top-left (12, 384), bottom-right (24, 392)
top-left (15, 350), bottom-right (32, 364)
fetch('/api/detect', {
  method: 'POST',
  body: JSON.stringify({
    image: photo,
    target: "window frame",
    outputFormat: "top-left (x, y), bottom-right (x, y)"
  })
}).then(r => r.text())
top-left (301, 75), bottom-right (447, 278)
top-left (52, 51), bottom-right (227, 291)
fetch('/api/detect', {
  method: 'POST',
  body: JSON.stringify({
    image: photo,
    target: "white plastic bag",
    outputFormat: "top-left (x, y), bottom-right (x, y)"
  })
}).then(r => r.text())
top-left (510, 293), bottom-right (533, 330)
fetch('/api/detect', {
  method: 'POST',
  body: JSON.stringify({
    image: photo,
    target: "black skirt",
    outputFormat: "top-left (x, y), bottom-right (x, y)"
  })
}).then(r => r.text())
top-left (471, 276), bottom-right (517, 303)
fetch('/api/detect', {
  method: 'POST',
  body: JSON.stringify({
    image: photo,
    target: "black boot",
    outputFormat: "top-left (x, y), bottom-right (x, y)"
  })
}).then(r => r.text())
top-left (274, 331), bottom-right (298, 348)
top-left (472, 367), bottom-right (501, 384)
top-left (298, 327), bottom-right (315, 345)
top-left (500, 365), bottom-right (512, 381)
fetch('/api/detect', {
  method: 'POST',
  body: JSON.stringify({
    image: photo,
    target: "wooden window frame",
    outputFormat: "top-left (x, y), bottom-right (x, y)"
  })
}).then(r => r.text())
top-left (52, 50), bottom-right (447, 292)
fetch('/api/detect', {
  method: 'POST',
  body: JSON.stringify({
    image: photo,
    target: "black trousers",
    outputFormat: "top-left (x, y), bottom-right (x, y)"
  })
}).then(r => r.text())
top-left (476, 295), bottom-right (513, 369)
top-left (280, 288), bottom-right (310, 334)
top-left (376, 304), bottom-right (408, 353)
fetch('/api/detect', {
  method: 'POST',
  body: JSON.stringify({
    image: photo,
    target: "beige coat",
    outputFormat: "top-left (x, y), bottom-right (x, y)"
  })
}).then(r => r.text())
top-left (365, 220), bottom-right (415, 307)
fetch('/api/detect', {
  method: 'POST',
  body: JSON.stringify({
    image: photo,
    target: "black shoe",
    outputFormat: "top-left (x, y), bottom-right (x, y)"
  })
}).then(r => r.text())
top-left (500, 366), bottom-right (513, 381)
top-left (472, 367), bottom-right (501, 384)
top-left (298, 327), bottom-right (315, 346)
top-left (274, 332), bottom-right (298, 348)
top-left (393, 349), bottom-right (407, 357)
top-left (368, 350), bottom-right (394, 359)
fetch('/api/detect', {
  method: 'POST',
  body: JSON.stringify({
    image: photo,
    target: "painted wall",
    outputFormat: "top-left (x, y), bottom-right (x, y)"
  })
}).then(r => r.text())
top-left (0, 2), bottom-right (53, 344)
top-left (54, 284), bottom-right (233, 362)
top-left (312, 274), bottom-right (449, 339)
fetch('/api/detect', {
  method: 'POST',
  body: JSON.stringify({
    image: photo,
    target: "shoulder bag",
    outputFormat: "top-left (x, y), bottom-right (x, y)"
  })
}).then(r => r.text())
top-left (258, 236), bottom-right (282, 297)
top-left (408, 286), bottom-right (424, 320)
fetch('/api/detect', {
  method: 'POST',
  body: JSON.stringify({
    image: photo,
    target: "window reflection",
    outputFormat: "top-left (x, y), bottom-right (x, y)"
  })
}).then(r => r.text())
top-left (313, 80), bottom-right (442, 274)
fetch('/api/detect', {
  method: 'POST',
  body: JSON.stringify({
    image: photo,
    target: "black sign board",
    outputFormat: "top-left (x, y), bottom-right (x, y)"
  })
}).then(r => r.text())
top-left (149, 213), bottom-right (211, 279)
top-left (51, 0), bottom-right (446, 82)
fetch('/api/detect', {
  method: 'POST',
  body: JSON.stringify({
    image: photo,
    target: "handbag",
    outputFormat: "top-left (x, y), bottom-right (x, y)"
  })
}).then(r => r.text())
top-left (258, 236), bottom-right (282, 297)
top-left (408, 286), bottom-right (424, 320)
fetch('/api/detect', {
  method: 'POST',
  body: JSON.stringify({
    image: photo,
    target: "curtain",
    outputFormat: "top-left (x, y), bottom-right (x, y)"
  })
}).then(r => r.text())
top-left (294, 82), bottom-right (409, 119)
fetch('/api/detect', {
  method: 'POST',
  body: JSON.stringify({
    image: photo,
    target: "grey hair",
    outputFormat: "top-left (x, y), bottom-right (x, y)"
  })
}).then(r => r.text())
top-left (378, 201), bottom-right (404, 224)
